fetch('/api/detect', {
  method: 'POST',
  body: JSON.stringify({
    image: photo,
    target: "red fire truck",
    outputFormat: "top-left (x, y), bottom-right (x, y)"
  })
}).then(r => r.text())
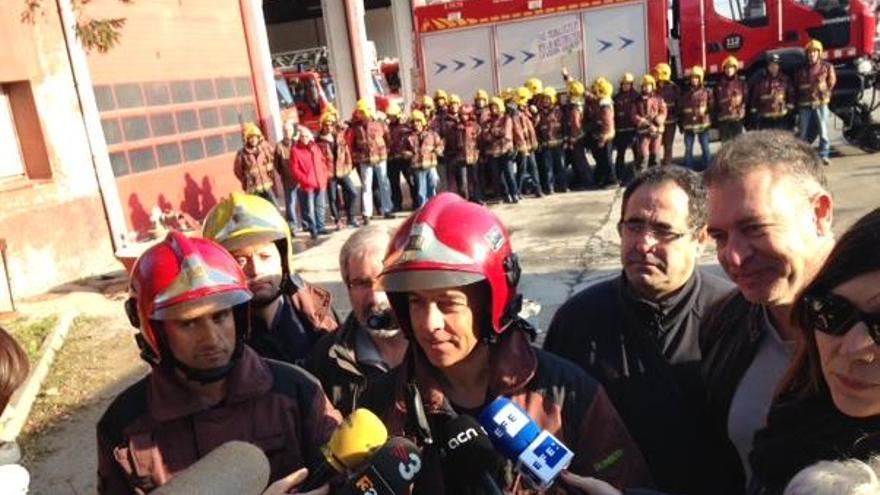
top-left (413, 0), bottom-right (880, 149)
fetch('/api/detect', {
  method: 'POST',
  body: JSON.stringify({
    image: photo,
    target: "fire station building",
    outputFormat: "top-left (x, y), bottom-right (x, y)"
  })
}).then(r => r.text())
top-left (0, 0), bottom-right (422, 306)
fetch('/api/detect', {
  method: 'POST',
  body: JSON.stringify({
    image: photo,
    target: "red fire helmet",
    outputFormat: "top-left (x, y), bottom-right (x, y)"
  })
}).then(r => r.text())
top-left (380, 193), bottom-right (520, 335)
top-left (126, 231), bottom-right (252, 365)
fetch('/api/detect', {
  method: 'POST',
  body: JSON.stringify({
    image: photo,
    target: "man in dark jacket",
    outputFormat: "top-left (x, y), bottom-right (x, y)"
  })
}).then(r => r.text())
top-left (544, 166), bottom-right (735, 495)
top-left (97, 232), bottom-right (340, 494)
top-left (359, 193), bottom-right (653, 494)
top-left (702, 130), bottom-right (835, 490)
top-left (305, 226), bottom-right (408, 415)
top-left (274, 119), bottom-right (301, 233)
top-left (203, 192), bottom-right (339, 366)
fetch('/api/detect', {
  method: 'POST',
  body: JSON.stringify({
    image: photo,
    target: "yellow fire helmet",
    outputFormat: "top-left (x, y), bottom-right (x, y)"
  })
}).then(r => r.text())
top-left (641, 74), bottom-right (656, 90)
top-left (568, 80), bottom-right (586, 97)
top-left (475, 88), bottom-right (489, 102)
top-left (593, 78), bottom-right (613, 99)
top-left (501, 87), bottom-right (516, 102)
top-left (385, 102), bottom-right (402, 117)
top-left (421, 95), bottom-right (435, 110)
top-left (542, 86), bottom-right (557, 104)
top-left (324, 102), bottom-right (338, 116)
top-left (516, 86), bottom-right (532, 102)
top-left (805, 39), bottom-right (824, 54)
top-left (410, 109), bottom-right (427, 125)
top-left (449, 93), bottom-right (462, 106)
top-left (525, 77), bottom-right (544, 96)
top-left (242, 122), bottom-right (262, 139)
top-left (489, 96), bottom-right (505, 110)
top-left (202, 191), bottom-right (295, 275)
top-left (434, 89), bottom-right (449, 102)
top-left (690, 65), bottom-right (705, 81)
top-left (320, 111), bottom-right (338, 127)
top-left (722, 56), bottom-right (740, 70)
top-left (654, 63), bottom-right (672, 82)
top-left (620, 72), bottom-right (635, 86)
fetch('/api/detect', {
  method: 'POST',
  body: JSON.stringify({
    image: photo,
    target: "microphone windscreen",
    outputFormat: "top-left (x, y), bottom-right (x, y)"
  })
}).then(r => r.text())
top-left (478, 397), bottom-right (541, 459)
top-left (341, 437), bottom-right (423, 495)
top-left (325, 408), bottom-right (389, 471)
top-left (153, 441), bottom-right (269, 495)
top-left (440, 415), bottom-right (498, 477)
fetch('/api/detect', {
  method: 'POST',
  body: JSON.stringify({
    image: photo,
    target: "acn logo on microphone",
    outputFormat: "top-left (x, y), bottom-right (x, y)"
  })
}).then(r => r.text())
top-left (447, 428), bottom-right (478, 449)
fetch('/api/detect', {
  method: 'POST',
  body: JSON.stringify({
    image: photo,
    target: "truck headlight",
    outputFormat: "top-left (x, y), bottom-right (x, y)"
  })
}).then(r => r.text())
top-left (856, 57), bottom-right (874, 76)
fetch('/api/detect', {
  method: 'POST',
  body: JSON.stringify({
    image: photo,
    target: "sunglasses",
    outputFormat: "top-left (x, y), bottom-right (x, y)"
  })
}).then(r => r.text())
top-left (801, 293), bottom-right (880, 345)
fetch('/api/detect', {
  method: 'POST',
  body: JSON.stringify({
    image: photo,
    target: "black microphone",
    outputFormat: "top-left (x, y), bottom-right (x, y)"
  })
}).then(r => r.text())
top-left (339, 437), bottom-right (424, 495)
top-left (439, 415), bottom-right (505, 495)
top-left (153, 441), bottom-right (269, 495)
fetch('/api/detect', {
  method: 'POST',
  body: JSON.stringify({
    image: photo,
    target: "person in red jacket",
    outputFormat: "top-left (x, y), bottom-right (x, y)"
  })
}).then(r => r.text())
top-left (290, 126), bottom-right (330, 239)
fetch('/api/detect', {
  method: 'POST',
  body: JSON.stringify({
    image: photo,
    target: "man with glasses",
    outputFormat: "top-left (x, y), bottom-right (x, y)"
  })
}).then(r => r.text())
top-left (305, 226), bottom-right (408, 415)
top-left (544, 166), bottom-right (734, 495)
top-left (701, 130), bottom-right (835, 491)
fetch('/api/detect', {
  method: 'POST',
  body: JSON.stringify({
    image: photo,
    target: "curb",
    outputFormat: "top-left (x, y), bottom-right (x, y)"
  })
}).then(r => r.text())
top-left (0, 309), bottom-right (77, 442)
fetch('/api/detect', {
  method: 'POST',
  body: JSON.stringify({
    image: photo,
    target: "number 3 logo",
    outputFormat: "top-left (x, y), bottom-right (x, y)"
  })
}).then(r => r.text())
top-left (398, 453), bottom-right (422, 481)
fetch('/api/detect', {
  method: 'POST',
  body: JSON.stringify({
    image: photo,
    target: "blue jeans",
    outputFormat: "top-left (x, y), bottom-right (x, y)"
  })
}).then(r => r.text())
top-left (540, 146), bottom-right (565, 193)
top-left (516, 151), bottom-right (543, 196)
top-left (297, 189), bottom-right (326, 235)
top-left (684, 130), bottom-right (711, 171)
top-left (358, 161), bottom-right (393, 217)
top-left (491, 155), bottom-right (518, 201)
top-left (328, 173), bottom-right (359, 225)
top-left (414, 168), bottom-right (439, 208)
top-left (798, 105), bottom-right (831, 158)
top-left (284, 184), bottom-right (300, 231)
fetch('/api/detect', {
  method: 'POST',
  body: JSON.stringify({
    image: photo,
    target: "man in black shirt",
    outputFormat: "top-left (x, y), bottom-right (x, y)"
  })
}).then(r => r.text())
top-left (544, 166), bottom-right (735, 494)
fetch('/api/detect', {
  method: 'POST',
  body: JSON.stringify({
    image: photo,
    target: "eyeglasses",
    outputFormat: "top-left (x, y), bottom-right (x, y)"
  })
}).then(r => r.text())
top-left (618, 220), bottom-right (692, 243)
top-left (801, 293), bottom-right (880, 345)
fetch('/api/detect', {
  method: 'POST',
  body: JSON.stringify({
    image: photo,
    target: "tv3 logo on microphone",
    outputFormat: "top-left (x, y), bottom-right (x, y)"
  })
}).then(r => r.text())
top-left (389, 444), bottom-right (422, 481)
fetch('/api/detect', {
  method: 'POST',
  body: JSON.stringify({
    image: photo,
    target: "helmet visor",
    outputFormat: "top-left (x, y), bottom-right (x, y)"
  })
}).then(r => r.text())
top-left (153, 289), bottom-right (252, 321)
top-left (380, 268), bottom-right (485, 293)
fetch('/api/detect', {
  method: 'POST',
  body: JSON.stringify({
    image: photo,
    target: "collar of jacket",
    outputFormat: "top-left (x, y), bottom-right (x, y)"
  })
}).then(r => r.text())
top-left (619, 269), bottom-right (700, 332)
top-left (391, 327), bottom-right (538, 416)
top-left (147, 346), bottom-right (272, 422)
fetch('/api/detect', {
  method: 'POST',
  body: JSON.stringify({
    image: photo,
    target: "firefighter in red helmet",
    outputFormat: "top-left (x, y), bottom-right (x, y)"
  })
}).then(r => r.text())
top-left (358, 193), bottom-right (653, 494)
top-left (96, 232), bottom-right (340, 494)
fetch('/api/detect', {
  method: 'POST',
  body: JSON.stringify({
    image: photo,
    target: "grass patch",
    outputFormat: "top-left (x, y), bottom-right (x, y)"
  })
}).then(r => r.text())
top-left (3, 315), bottom-right (58, 363)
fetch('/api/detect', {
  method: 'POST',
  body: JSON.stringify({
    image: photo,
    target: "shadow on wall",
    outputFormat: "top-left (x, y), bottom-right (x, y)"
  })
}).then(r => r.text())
top-left (125, 174), bottom-right (221, 233)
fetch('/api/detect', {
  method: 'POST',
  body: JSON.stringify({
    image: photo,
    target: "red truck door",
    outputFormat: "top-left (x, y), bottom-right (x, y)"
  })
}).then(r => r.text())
top-left (679, 0), bottom-right (782, 75)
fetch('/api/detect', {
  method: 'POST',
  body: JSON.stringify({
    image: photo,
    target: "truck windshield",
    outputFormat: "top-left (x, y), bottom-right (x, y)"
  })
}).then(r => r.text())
top-left (274, 76), bottom-right (294, 109)
top-left (794, 0), bottom-right (850, 15)
top-left (713, 0), bottom-right (769, 26)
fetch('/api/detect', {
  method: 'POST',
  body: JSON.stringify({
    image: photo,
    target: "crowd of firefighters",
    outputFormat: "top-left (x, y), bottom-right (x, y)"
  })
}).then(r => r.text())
top-left (232, 39), bottom-right (837, 238)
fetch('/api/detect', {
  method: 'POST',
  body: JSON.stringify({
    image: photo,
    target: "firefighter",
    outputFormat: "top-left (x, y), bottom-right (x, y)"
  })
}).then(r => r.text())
top-left (680, 66), bottom-right (713, 171)
top-left (473, 88), bottom-right (491, 124)
top-left (317, 111), bottom-right (359, 229)
top-left (511, 86), bottom-right (543, 198)
top-left (233, 123), bottom-right (278, 208)
top-left (565, 79), bottom-right (592, 190)
top-left (796, 39), bottom-right (837, 164)
top-left (534, 86), bottom-right (565, 194)
top-left (484, 96), bottom-right (519, 203)
top-left (750, 53), bottom-right (795, 131)
top-left (440, 94), bottom-right (465, 196)
top-left (613, 73), bottom-right (641, 179)
top-left (654, 63), bottom-right (680, 166)
top-left (455, 105), bottom-right (484, 203)
top-left (633, 74), bottom-right (667, 176)
top-left (585, 77), bottom-right (617, 188)
top-left (202, 192), bottom-right (340, 364)
top-left (715, 56), bottom-right (748, 141)
top-left (350, 99), bottom-right (394, 223)
top-left (525, 77), bottom-right (544, 107)
top-left (405, 109), bottom-right (444, 207)
top-left (434, 89), bottom-right (449, 118)
top-left (386, 102), bottom-right (414, 212)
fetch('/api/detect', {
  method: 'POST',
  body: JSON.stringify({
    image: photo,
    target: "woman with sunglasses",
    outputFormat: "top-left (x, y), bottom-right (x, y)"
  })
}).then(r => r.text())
top-left (748, 207), bottom-right (880, 495)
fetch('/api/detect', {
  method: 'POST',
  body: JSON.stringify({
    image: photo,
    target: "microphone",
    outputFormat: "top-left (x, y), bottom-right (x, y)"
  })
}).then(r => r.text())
top-left (339, 437), bottom-right (423, 495)
top-left (478, 397), bottom-right (574, 490)
top-left (365, 308), bottom-right (397, 331)
top-left (299, 408), bottom-right (389, 491)
top-left (439, 415), bottom-right (504, 495)
top-left (153, 441), bottom-right (269, 495)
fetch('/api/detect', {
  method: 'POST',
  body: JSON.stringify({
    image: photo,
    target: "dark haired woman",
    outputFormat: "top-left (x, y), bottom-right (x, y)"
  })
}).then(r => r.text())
top-left (0, 326), bottom-right (30, 493)
top-left (749, 208), bottom-right (880, 494)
